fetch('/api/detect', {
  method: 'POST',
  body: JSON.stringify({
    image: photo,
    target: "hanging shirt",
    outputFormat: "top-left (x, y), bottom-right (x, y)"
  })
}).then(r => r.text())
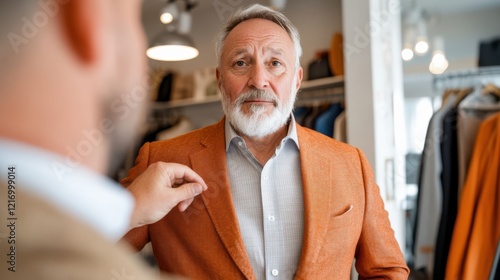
top-left (414, 95), bottom-right (457, 275)
top-left (225, 116), bottom-right (304, 280)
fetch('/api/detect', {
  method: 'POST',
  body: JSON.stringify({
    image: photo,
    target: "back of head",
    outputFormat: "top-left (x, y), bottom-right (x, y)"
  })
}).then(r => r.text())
top-left (0, 1), bottom-right (37, 77)
top-left (0, 0), bottom-right (149, 175)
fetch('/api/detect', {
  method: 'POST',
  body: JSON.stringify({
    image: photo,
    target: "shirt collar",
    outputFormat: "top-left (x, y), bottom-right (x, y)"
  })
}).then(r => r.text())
top-left (0, 139), bottom-right (134, 241)
top-left (225, 115), bottom-right (300, 151)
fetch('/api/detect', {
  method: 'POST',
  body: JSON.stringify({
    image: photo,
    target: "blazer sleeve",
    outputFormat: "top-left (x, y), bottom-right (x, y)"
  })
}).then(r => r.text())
top-left (354, 149), bottom-right (410, 279)
top-left (119, 142), bottom-right (152, 251)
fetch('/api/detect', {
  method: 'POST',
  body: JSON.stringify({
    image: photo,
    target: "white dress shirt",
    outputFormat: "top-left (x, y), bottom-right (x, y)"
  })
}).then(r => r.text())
top-left (225, 117), bottom-right (304, 280)
top-left (0, 139), bottom-right (134, 241)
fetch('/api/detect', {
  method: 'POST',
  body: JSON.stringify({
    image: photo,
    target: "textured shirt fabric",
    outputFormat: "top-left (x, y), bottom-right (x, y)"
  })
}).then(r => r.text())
top-left (225, 117), bottom-right (304, 280)
top-left (0, 139), bottom-right (134, 241)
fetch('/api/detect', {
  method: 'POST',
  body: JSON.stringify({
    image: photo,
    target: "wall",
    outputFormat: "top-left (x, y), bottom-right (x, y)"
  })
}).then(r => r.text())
top-left (141, 0), bottom-right (342, 76)
top-left (403, 6), bottom-right (500, 74)
top-left (342, 0), bottom-right (406, 252)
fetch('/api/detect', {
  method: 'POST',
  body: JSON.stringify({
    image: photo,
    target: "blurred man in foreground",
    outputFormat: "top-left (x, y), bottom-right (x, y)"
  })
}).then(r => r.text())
top-left (0, 0), bottom-right (206, 279)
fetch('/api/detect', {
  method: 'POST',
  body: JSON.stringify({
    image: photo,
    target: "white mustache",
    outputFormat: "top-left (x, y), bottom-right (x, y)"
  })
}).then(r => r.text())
top-left (235, 89), bottom-right (279, 107)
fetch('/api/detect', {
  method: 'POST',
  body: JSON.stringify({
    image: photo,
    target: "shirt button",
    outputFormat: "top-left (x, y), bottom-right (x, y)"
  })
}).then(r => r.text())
top-left (272, 269), bottom-right (279, 276)
top-left (268, 215), bottom-right (275, 222)
top-left (238, 141), bottom-right (243, 146)
top-left (263, 175), bottom-right (268, 180)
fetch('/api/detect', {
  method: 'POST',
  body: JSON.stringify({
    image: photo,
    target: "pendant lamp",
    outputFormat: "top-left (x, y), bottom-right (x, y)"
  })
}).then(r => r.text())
top-left (147, 0), bottom-right (199, 61)
top-left (147, 30), bottom-right (199, 61)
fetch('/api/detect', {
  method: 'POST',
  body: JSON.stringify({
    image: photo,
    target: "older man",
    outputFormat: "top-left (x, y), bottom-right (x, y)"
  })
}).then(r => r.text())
top-left (122, 4), bottom-right (409, 280)
top-left (0, 0), bottom-right (207, 279)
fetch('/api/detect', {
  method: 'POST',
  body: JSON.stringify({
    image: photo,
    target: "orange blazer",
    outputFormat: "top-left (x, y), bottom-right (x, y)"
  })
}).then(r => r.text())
top-left (121, 118), bottom-right (409, 279)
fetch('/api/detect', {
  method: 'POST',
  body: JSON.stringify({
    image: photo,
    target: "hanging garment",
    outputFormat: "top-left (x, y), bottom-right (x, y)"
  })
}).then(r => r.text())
top-left (442, 89), bottom-right (458, 109)
top-left (303, 104), bottom-right (328, 129)
top-left (457, 85), bottom-right (500, 200)
top-left (314, 103), bottom-right (343, 137)
top-left (433, 88), bottom-right (472, 280)
top-left (434, 104), bottom-right (460, 280)
top-left (490, 241), bottom-right (500, 280)
top-left (334, 111), bottom-right (347, 142)
top-left (293, 106), bottom-right (312, 127)
top-left (413, 95), bottom-right (457, 276)
top-left (446, 113), bottom-right (500, 280)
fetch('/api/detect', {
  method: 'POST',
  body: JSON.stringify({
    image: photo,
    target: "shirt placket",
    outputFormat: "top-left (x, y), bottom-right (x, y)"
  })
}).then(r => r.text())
top-left (261, 158), bottom-right (282, 279)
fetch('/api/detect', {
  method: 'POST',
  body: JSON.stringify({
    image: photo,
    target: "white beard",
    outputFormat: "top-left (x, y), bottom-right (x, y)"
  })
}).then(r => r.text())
top-left (221, 81), bottom-right (297, 139)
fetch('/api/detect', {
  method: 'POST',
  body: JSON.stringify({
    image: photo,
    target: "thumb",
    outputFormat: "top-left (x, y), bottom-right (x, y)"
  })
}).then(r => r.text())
top-left (173, 183), bottom-right (205, 203)
top-left (173, 183), bottom-right (205, 212)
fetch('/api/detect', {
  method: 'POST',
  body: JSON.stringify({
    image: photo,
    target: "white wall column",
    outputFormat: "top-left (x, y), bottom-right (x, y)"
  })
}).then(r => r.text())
top-left (342, 0), bottom-right (407, 255)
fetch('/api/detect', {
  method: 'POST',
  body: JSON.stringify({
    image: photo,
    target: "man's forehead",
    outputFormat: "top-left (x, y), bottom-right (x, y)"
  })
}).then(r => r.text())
top-left (224, 20), bottom-right (292, 50)
top-left (228, 18), bottom-right (290, 40)
top-left (229, 45), bottom-right (286, 56)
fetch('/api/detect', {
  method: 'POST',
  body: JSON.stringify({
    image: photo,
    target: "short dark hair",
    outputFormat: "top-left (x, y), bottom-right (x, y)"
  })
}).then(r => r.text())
top-left (0, 1), bottom-right (36, 70)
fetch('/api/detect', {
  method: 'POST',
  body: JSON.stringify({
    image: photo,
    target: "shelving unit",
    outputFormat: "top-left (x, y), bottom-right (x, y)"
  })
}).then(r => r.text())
top-left (150, 75), bottom-right (345, 111)
top-left (297, 76), bottom-right (344, 106)
top-left (150, 94), bottom-right (221, 110)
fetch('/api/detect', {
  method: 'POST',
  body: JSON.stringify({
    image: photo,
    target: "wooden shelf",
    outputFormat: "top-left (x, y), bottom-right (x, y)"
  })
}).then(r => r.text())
top-left (150, 95), bottom-right (221, 110)
top-left (300, 75), bottom-right (344, 91)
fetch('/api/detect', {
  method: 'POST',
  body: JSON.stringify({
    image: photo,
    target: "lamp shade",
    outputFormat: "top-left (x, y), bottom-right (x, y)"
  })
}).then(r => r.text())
top-left (147, 31), bottom-right (199, 61)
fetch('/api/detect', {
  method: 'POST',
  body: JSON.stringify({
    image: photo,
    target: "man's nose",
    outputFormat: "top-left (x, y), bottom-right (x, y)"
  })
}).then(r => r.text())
top-left (247, 64), bottom-right (270, 89)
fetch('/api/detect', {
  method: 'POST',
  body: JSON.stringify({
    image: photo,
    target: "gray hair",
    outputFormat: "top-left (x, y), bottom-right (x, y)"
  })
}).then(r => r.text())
top-left (215, 4), bottom-right (302, 70)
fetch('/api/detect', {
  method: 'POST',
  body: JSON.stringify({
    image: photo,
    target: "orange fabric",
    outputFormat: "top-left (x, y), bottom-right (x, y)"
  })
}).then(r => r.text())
top-left (446, 113), bottom-right (500, 280)
top-left (121, 118), bottom-right (408, 279)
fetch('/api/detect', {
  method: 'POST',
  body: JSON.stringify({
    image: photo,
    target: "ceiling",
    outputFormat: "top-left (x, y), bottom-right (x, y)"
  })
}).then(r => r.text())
top-left (145, 0), bottom-right (500, 15)
top-left (402, 0), bottom-right (500, 14)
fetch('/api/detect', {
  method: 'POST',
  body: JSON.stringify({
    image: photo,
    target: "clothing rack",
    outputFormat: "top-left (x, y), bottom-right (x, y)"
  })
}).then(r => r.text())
top-left (296, 76), bottom-right (345, 106)
top-left (433, 66), bottom-right (500, 90)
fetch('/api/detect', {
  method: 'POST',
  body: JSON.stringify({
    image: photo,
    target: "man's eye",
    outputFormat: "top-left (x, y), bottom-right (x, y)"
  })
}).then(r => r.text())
top-left (234, 61), bottom-right (246, 67)
top-left (271, 61), bottom-right (282, 67)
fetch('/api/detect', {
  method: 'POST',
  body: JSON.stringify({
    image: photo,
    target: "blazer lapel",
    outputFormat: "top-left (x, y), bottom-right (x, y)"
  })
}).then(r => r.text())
top-left (295, 125), bottom-right (334, 277)
top-left (190, 119), bottom-right (256, 280)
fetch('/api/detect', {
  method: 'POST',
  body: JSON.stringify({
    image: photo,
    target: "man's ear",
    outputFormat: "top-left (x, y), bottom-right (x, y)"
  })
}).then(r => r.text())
top-left (216, 68), bottom-right (222, 91)
top-left (59, 0), bottom-right (104, 64)
top-left (295, 67), bottom-right (303, 91)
